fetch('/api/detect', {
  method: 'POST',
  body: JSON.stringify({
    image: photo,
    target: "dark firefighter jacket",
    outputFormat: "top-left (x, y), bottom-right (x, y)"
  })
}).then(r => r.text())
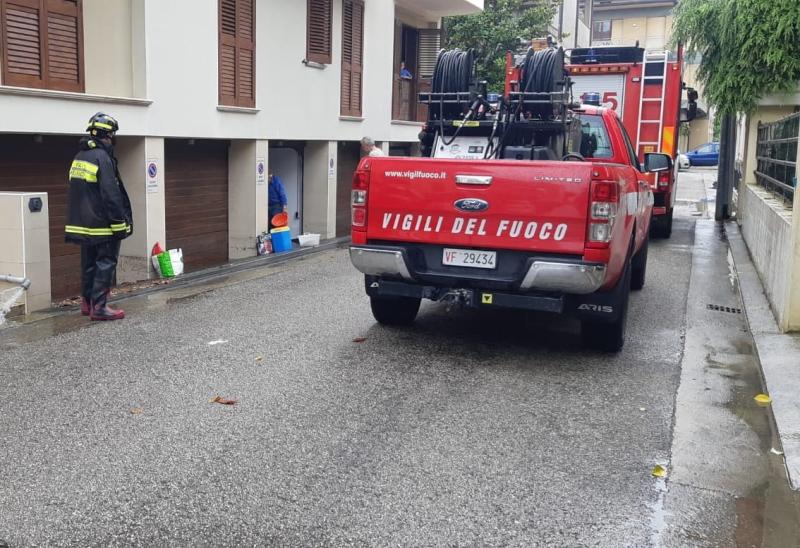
top-left (65, 138), bottom-right (133, 245)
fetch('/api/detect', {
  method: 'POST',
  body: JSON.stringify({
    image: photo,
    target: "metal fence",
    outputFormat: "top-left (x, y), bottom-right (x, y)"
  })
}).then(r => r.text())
top-left (756, 112), bottom-right (799, 204)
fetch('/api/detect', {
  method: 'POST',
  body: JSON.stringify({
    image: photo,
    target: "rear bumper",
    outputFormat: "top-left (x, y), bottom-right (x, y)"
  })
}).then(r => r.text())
top-left (350, 245), bottom-right (606, 294)
top-left (349, 247), bottom-right (413, 280)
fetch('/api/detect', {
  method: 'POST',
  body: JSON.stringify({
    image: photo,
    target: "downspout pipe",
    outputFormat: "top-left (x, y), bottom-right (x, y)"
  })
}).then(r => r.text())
top-left (0, 275), bottom-right (31, 290)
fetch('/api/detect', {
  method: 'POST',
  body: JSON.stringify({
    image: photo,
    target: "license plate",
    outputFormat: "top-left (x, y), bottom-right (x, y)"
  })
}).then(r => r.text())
top-left (442, 248), bottom-right (497, 269)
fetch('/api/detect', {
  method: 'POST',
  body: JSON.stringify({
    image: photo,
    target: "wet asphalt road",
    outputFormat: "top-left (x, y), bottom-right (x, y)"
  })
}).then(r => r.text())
top-left (0, 220), bottom-right (693, 547)
top-left (2, 172), bottom-right (799, 547)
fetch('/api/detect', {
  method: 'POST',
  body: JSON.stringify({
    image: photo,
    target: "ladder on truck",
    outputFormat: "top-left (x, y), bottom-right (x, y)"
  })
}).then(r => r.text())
top-left (635, 49), bottom-right (669, 158)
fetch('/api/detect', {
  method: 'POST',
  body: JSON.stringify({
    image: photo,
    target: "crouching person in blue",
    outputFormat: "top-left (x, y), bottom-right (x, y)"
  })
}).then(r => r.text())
top-left (65, 113), bottom-right (133, 321)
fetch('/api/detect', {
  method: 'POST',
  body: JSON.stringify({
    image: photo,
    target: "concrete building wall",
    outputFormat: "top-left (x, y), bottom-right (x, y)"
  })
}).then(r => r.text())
top-left (83, 0), bottom-right (134, 98)
top-left (739, 185), bottom-right (795, 329)
top-left (737, 98), bottom-right (800, 332)
top-left (0, 0), bottom-right (481, 303)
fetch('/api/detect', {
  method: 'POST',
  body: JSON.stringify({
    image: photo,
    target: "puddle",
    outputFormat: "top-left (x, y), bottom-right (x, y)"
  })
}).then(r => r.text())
top-left (710, 270), bottom-right (800, 545)
top-left (649, 465), bottom-right (670, 546)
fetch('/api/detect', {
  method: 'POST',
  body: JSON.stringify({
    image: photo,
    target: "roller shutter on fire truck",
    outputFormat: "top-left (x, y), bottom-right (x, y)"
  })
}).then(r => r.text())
top-left (570, 74), bottom-right (626, 120)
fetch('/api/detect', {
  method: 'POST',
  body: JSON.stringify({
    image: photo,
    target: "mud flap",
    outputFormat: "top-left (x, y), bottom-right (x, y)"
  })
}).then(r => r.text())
top-left (565, 270), bottom-right (628, 323)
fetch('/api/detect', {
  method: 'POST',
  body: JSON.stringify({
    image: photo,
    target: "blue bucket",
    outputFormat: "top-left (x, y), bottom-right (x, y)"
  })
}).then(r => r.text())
top-left (271, 226), bottom-right (292, 253)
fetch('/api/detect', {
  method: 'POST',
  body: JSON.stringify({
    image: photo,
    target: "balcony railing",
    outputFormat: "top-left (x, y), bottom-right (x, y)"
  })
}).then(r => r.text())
top-left (755, 112), bottom-right (799, 205)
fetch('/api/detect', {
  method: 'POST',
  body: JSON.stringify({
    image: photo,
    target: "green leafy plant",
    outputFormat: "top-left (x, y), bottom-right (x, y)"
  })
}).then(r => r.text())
top-left (671, 0), bottom-right (800, 115)
top-left (444, 0), bottom-right (556, 93)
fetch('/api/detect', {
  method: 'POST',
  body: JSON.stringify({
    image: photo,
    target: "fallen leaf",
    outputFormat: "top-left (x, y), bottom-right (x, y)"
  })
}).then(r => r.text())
top-left (639, 407), bottom-right (646, 412)
top-left (754, 393), bottom-right (772, 406)
top-left (352, 337), bottom-right (367, 343)
top-left (210, 396), bottom-right (237, 405)
top-left (255, 356), bottom-right (264, 363)
top-left (208, 340), bottom-right (229, 346)
top-left (130, 407), bottom-right (144, 415)
top-left (651, 464), bottom-right (667, 478)
top-left (770, 447), bottom-right (784, 456)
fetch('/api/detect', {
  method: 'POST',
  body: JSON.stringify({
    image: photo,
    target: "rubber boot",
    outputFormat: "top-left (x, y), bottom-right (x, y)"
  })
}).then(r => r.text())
top-left (90, 292), bottom-right (124, 321)
top-left (82, 289), bottom-right (108, 316)
top-left (90, 303), bottom-right (125, 321)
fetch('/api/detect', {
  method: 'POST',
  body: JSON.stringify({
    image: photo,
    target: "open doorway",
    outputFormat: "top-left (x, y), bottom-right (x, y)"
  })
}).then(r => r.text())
top-left (269, 145), bottom-right (304, 236)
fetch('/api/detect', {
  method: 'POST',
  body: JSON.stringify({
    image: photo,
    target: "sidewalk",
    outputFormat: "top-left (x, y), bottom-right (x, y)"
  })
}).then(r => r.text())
top-left (729, 222), bottom-right (800, 489)
top-left (679, 167), bottom-right (800, 489)
top-left (1, 236), bottom-right (350, 330)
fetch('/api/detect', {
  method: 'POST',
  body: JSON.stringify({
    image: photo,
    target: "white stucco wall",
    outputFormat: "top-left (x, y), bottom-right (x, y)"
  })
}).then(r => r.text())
top-left (83, 0), bottom-right (134, 98)
top-left (0, 0), bottom-right (435, 144)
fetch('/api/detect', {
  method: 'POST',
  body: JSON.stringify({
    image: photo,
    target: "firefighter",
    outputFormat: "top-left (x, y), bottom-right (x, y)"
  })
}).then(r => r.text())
top-left (65, 113), bottom-right (133, 321)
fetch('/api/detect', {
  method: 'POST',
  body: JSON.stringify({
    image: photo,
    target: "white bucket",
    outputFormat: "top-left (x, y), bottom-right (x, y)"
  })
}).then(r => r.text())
top-left (298, 233), bottom-right (320, 247)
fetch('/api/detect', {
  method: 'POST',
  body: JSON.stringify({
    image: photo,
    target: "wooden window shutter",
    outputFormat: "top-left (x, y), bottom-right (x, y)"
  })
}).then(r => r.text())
top-left (1, 0), bottom-right (84, 91)
top-left (218, 0), bottom-right (255, 108)
top-left (306, 0), bottom-right (331, 64)
top-left (417, 29), bottom-right (441, 80)
top-left (416, 28), bottom-right (440, 122)
top-left (340, 0), bottom-right (363, 117)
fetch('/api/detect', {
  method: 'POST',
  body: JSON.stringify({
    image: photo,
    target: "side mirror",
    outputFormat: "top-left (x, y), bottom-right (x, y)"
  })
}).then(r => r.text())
top-left (644, 153), bottom-right (672, 173)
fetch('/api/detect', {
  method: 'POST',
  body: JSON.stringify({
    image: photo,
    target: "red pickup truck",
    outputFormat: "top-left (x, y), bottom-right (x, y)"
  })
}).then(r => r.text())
top-left (350, 105), bottom-right (672, 351)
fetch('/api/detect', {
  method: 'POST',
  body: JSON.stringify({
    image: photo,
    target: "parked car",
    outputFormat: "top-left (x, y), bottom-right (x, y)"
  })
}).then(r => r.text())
top-left (677, 151), bottom-right (690, 170)
top-left (686, 142), bottom-right (720, 166)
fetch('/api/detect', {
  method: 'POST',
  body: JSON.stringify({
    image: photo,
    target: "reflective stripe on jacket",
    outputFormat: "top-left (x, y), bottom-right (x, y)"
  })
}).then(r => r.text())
top-left (65, 138), bottom-right (133, 245)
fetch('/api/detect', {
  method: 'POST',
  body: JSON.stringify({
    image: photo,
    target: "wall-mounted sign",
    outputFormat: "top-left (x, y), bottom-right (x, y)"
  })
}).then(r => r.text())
top-left (256, 159), bottom-right (266, 185)
top-left (146, 160), bottom-right (159, 194)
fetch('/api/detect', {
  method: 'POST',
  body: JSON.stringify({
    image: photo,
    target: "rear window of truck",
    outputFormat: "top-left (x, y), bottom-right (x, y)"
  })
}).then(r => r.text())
top-left (568, 115), bottom-right (613, 159)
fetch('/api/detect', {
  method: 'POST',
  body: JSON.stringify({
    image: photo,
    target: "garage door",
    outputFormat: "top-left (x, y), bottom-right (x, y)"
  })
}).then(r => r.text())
top-left (165, 140), bottom-right (229, 273)
top-left (0, 135), bottom-right (81, 300)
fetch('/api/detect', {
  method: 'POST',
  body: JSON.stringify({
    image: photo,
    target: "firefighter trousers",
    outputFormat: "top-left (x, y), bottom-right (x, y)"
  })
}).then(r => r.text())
top-left (81, 241), bottom-right (121, 306)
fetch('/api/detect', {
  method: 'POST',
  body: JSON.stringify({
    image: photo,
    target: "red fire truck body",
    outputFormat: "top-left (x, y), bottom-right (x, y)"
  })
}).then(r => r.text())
top-left (506, 46), bottom-right (684, 237)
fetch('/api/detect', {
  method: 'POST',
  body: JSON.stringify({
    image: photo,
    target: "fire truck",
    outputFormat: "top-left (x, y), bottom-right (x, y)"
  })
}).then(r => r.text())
top-left (506, 45), bottom-right (696, 238)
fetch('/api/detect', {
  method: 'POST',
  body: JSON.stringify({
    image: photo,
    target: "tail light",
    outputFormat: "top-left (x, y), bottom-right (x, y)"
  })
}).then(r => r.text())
top-left (351, 168), bottom-right (370, 234)
top-left (587, 180), bottom-right (620, 248)
top-left (657, 171), bottom-right (670, 188)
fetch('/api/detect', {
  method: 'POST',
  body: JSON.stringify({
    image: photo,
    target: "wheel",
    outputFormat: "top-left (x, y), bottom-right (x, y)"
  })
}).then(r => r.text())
top-left (370, 295), bottom-right (421, 326)
top-left (650, 207), bottom-right (673, 239)
top-left (581, 257), bottom-right (631, 352)
top-left (631, 237), bottom-right (649, 291)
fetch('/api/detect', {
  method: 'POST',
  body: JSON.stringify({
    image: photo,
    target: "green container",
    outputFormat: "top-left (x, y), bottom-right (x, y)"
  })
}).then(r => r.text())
top-left (157, 251), bottom-right (175, 278)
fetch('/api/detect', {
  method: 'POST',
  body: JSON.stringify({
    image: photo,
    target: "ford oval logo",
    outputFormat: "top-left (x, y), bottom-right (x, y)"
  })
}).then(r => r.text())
top-left (454, 198), bottom-right (489, 212)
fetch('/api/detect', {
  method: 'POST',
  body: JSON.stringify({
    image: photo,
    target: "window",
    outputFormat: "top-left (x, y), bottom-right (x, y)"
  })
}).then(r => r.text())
top-left (340, 0), bottom-right (363, 117)
top-left (616, 118), bottom-right (641, 171)
top-left (307, 0), bottom-right (332, 64)
top-left (219, 0), bottom-right (255, 108)
top-left (0, 0), bottom-right (84, 92)
top-left (570, 115), bottom-right (614, 159)
top-left (593, 20), bottom-right (612, 42)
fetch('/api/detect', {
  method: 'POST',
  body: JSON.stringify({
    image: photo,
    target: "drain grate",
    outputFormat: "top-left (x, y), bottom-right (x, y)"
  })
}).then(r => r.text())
top-left (707, 304), bottom-right (742, 314)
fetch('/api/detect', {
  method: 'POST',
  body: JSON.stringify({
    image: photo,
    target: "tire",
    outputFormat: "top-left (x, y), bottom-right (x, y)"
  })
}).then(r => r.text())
top-left (631, 237), bottom-right (649, 291)
top-left (581, 256), bottom-right (631, 352)
top-left (650, 207), bottom-right (673, 239)
top-left (370, 295), bottom-right (421, 326)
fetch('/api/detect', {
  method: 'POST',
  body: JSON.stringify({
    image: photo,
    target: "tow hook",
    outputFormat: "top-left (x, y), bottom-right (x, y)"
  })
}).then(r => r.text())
top-left (440, 289), bottom-right (473, 310)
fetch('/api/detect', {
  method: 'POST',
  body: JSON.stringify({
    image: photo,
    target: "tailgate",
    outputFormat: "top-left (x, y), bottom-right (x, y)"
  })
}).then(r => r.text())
top-left (365, 157), bottom-right (593, 255)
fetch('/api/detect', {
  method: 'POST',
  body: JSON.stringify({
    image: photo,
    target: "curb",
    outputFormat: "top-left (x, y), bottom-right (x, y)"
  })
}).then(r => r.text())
top-left (727, 220), bottom-right (800, 490)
